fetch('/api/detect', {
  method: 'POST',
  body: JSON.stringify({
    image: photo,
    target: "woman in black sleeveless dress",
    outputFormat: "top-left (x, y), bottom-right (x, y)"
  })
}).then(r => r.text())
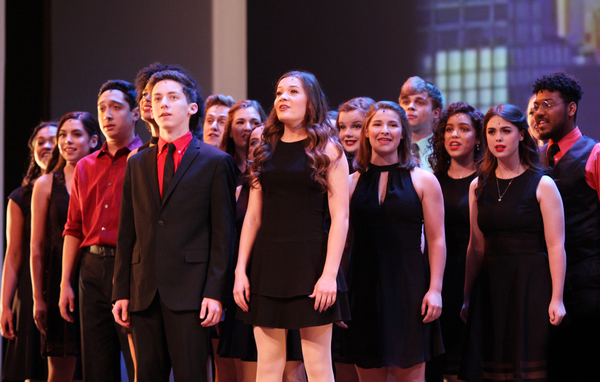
top-left (31, 112), bottom-right (99, 381)
top-left (344, 101), bottom-right (445, 382)
top-left (1, 122), bottom-right (57, 381)
top-left (234, 71), bottom-right (350, 382)
top-left (460, 104), bottom-right (566, 381)
top-left (428, 102), bottom-right (484, 381)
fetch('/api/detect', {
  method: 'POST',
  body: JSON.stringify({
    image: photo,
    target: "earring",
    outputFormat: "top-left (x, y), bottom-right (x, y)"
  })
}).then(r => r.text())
top-left (476, 142), bottom-right (480, 151)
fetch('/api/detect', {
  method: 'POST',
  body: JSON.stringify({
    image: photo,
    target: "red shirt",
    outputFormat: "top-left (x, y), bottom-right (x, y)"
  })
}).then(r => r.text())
top-left (548, 127), bottom-right (600, 201)
top-left (63, 136), bottom-right (143, 247)
top-left (157, 132), bottom-right (193, 197)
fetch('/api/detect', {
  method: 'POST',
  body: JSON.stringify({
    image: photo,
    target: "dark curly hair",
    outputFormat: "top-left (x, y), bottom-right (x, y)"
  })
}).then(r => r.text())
top-left (22, 122), bottom-right (58, 186)
top-left (429, 101), bottom-right (484, 177)
top-left (532, 71), bottom-right (583, 122)
top-left (476, 104), bottom-right (541, 198)
top-left (354, 101), bottom-right (416, 173)
top-left (249, 70), bottom-right (341, 192)
top-left (220, 99), bottom-right (267, 158)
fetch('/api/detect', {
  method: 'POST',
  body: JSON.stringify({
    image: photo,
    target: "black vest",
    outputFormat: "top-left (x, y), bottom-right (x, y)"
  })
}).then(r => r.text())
top-left (542, 136), bottom-right (600, 274)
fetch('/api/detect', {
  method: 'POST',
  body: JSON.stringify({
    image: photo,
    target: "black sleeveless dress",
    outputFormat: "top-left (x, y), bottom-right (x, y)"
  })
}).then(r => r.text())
top-left (218, 184), bottom-right (303, 361)
top-left (240, 138), bottom-right (350, 329)
top-left (3, 185), bottom-right (47, 380)
top-left (42, 170), bottom-right (81, 357)
top-left (437, 172), bottom-right (476, 374)
top-left (460, 170), bottom-right (552, 381)
top-left (344, 164), bottom-right (444, 369)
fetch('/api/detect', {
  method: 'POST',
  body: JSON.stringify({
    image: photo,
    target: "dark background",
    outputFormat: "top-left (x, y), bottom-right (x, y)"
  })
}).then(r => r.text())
top-left (4, 1), bottom-right (600, 201)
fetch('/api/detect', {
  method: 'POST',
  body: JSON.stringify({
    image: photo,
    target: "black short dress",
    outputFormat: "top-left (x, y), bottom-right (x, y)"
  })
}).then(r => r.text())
top-left (239, 138), bottom-right (350, 329)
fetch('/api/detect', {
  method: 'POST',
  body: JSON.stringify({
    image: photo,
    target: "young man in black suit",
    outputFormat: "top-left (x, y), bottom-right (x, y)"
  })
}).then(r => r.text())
top-left (112, 70), bottom-right (236, 381)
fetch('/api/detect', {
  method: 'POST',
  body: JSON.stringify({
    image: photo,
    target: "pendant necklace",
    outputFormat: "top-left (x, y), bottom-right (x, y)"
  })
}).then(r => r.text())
top-left (496, 177), bottom-right (514, 202)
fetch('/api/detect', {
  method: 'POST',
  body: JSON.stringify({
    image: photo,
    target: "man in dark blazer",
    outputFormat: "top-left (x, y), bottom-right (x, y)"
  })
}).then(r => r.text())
top-left (112, 69), bottom-right (236, 381)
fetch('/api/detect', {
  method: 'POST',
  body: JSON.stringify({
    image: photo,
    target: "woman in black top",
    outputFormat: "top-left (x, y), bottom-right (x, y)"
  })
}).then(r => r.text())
top-left (1, 122), bottom-right (57, 381)
top-left (428, 101), bottom-right (483, 381)
top-left (234, 70), bottom-right (350, 382)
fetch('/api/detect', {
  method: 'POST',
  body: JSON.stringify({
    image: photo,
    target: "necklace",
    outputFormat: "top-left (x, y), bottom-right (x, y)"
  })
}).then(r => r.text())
top-left (496, 177), bottom-right (514, 202)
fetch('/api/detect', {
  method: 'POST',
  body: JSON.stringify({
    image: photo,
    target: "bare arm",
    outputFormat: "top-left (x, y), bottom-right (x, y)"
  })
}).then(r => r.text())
top-left (59, 234), bottom-right (82, 322)
top-left (412, 168), bottom-right (446, 323)
top-left (0, 200), bottom-right (25, 339)
top-left (233, 183), bottom-right (264, 312)
top-left (537, 175), bottom-right (566, 326)
top-left (461, 178), bottom-right (484, 322)
top-left (310, 143), bottom-right (350, 312)
top-left (30, 174), bottom-right (52, 335)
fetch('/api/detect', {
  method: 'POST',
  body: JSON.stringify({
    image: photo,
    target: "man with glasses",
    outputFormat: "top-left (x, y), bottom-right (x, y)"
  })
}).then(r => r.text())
top-left (533, 71), bottom-right (600, 381)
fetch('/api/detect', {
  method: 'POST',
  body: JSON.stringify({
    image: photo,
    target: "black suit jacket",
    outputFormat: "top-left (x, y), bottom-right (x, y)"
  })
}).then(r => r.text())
top-left (112, 136), bottom-right (236, 312)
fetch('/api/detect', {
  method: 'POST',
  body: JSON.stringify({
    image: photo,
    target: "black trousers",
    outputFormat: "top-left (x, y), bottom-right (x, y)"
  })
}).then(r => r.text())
top-left (79, 251), bottom-right (134, 382)
top-left (548, 287), bottom-right (600, 382)
top-left (130, 292), bottom-right (211, 381)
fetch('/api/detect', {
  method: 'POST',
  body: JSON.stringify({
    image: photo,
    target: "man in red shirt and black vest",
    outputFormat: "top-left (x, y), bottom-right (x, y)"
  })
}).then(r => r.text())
top-left (59, 80), bottom-right (141, 381)
top-left (534, 71), bottom-right (600, 381)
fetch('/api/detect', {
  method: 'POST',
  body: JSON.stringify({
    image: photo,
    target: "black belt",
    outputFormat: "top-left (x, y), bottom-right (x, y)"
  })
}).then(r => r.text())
top-left (84, 245), bottom-right (116, 257)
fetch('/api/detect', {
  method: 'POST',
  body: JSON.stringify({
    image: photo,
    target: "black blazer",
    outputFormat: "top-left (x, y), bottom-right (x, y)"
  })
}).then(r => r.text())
top-left (113, 136), bottom-right (236, 312)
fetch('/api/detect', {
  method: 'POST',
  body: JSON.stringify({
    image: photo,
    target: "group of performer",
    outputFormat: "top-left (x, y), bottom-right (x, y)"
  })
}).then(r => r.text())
top-left (1, 65), bottom-right (599, 382)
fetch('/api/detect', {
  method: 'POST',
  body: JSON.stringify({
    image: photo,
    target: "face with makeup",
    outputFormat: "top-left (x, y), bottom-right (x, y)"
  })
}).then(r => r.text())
top-left (338, 110), bottom-right (364, 155)
top-left (486, 115), bottom-right (524, 160)
top-left (274, 76), bottom-right (308, 128)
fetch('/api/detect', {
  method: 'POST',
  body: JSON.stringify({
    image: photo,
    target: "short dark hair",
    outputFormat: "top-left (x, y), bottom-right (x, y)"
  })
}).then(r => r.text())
top-left (148, 70), bottom-right (203, 134)
top-left (98, 79), bottom-right (137, 111)
top-left (205, 94), bottom-right (236, 111)
top-left (400, 76), bottom-right (444, 111)
top-left (532, 71), bottom-right (583, 122)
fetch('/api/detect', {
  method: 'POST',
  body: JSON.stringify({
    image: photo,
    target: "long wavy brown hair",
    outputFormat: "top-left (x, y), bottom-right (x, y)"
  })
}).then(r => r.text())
top-left (476, 103), bottom-right (542, 198)
top-left (249, 71), bottom-right (341, 192)
top-left (354, 101), bottom-right (416, 173)
top-left (429, 101), bottom-right (484, 177)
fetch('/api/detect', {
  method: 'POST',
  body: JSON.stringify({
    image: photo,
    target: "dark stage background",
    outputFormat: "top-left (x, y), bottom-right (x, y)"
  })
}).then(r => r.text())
top-left (4, 0), bottom-right (600, 206)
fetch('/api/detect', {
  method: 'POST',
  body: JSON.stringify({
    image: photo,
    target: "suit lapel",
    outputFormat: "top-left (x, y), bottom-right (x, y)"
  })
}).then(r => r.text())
top-left (161, 136), bottom-right (201, 206)
top-left (144, 145), bottom-right (162, 209)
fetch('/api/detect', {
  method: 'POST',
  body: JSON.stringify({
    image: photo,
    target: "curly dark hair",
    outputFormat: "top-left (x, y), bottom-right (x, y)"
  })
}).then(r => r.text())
top-left (22, 121), bottom-right (58, 186)
top-left (532, 71), bottom-right (583, 122)
top-left (475, 104), bottom-right (542, 198)
top-left (354, 101), bottom-right (416, 173)
top-left (249, 70), bottom-right (341, 192)
top-left (429, 101), bottom-right (484, 177)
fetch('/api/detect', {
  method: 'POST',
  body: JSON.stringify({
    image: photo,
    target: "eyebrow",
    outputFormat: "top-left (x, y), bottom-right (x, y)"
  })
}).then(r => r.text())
top-left (97, 100), bottom-right (125, 107)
